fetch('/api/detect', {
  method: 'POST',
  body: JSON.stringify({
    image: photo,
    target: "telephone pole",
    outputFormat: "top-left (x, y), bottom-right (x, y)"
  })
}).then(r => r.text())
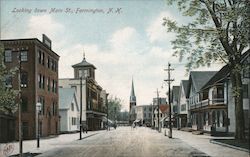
top-left (164, 62), bottom-right (174, 138)
top-left (155, 88), bottom-right (160, 132)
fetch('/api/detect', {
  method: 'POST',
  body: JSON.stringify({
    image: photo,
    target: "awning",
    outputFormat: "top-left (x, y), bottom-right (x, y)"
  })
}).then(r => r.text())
top-left (102, 117), bottom-right (113, 124)
top-left (134, 119), bottom-right (141, 123)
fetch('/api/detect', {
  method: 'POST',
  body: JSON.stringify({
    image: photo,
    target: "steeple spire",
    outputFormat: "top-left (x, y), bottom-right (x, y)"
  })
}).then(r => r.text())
top-left (83, 48), bottom-right (86, 61)
top-left (130, 78), bottom-right (136, 103)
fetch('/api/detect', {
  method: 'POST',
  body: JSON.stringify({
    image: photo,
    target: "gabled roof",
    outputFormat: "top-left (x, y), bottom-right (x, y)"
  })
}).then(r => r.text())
top-left (59, 88), bottom-right (79, 111)
top-left (187, 71), bottom-right (217, 96)
top-left (201, 49), bottom-right (250, 90)
top-left (181, 80), bottom-right (189, 98)
top-left (172, 86), bottom-right (180, 101)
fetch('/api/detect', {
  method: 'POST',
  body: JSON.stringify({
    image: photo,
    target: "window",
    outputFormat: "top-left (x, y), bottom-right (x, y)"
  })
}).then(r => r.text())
top-left (21, 72), bottom-right (28, 88)
top-left (47, 56), bottom-right (50, 68)
top-left (4, 50), bottom-right (12, 62)
top-left (54, 102), bottom-right (57, 115)
top-left (181, 104), bottom-right (186, 111)
top-left (38, 50), bottom-right (44, 65)
top-left (52, 80), bottom-right (57, 93)
top-left (42, 52), bottom-right (45, 65)
top-left (38, 74), bottom-right (41, 88)
top-left (47, 77), bottom-right (50, 91)
top-left (71, 103), bottom-right (74, 111)
top-left (38, 74), bottom-right (45, 89)
top-left (72, 117), bottom-right (76, 125)
top-left (55, 81), bottom-right (57, 93)
top-left (54, 61), bottom-right (57, 72)
top-left (217, 111), bottom-right (220, 127)
top-left (21, 51), bottom-right (28, 61)
top-left (21, 97), bottom-right (28, 112)
top-left (38, 50), bottom-right (41, 64)
top-left (52, 102), bottom-right (55, 116)
top-left (242, 84), bottom-right (248, 99)
top-left (5, 75), bottom-right (12, 88)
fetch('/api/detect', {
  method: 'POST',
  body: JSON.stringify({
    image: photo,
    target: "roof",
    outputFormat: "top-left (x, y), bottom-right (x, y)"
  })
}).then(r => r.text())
top-left (59, 88), bottom-right (79, 110)
top-left (172, 86), bottom-right (180, 101)
top-left (72, 56), bottom-right (96, 69)
top-left (188, 71), bottom-right (217, 95)
top-left (1, 38), bottom-right (60, 58)
top-left (201, 49), bottom-right (250, 90)
top-left (181, 80), bottom-right (189, 98)
top-left (159, 104), bottom-right (169, 113)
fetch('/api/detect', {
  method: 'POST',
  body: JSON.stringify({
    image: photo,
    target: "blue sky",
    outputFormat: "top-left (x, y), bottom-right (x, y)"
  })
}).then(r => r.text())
top-left (0, 0), bottom-right (223, 110)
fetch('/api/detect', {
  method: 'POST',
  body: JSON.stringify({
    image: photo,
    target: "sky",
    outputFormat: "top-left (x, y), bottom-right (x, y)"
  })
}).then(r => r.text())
top-left (0, 0), bottom-right (223, 111)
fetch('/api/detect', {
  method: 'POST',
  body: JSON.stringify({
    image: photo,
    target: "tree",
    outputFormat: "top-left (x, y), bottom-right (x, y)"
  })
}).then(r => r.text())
top-left (107, 96), bottom-right (123, 121)
top-left (163, 0), bottom-right (249, 140)
top-left (0, 42), bottom-right (18, 114)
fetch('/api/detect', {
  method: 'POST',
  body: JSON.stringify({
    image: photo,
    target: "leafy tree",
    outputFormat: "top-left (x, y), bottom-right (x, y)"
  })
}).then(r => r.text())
top-left (0, 42), bottom-right (18, 114)
top-left (107, 96), bottom-right (123, 121)
top-left (163, 0), bottom-right (249, 140)
top-left (117, 110), bottom-right (129, 121)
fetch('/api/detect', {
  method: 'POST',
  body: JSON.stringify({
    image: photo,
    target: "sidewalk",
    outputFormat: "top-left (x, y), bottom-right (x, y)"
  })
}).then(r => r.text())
top-left (161, 128), bottom-right (249, 157)
top-left (0, 130), bottom-right (106, 157)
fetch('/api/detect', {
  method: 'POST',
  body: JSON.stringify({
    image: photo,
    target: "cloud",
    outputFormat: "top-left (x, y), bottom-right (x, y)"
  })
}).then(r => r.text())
top-left (25, 15), bottom-right (64, 40)
top-left (146, 11), bottom-right (176, 43)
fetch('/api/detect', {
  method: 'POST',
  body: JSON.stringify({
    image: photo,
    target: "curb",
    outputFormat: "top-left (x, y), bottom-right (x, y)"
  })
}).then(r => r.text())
top-left (79, 132), bottom-right (100, 140)
top-left (210, 139), bottom-right (250, 153)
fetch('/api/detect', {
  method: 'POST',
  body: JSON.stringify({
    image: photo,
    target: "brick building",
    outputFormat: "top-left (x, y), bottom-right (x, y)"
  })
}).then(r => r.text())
top-left (1, 34), bottom-right (60, 140)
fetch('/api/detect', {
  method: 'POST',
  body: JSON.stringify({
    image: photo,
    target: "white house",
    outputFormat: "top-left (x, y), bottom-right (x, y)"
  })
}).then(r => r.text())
top-left (59, 88), bottom-right (79, 133)
top-left (188, 71), bottom-right (217, 130)
top-left (190, 50), bottom-right (249, 134)
top-left (177, 80), bottom-right (189, 128)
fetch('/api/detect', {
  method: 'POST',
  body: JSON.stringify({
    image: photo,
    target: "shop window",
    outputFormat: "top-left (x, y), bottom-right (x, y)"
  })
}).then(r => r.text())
top-left (4, 50), bottom-right (12, 62)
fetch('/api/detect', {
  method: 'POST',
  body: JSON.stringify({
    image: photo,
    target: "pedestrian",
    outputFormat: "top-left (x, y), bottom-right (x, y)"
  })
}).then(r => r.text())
top-left (131, 122), bottom-right (135, 130)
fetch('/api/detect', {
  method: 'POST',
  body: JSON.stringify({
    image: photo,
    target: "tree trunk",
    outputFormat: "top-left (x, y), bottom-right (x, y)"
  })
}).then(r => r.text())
top-left (230, 66), bottom-right (245, 140)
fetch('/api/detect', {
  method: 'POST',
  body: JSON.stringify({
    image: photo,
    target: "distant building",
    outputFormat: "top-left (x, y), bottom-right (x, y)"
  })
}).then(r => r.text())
top-left (172, 86), bottom-right (180, 127)
top-left (1, 34), bottom-right (60, 139)
top-left (59, 88), bottom-right (79, 133)
top-left (59, 54), bottom-right (107, 131)
top-left (152, 97), bottom-right (167, 127)
top-left (177, 80), bottom-right (189, 128)
top-left (129, 79), bottom-right (136, 124)
top-left (153, 104), bottom-right (169, 129)
top-left (135, 105), bottom-right (152, 126)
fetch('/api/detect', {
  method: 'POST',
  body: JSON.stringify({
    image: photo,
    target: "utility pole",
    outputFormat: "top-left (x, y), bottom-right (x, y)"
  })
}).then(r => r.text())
top-left (79, 76), bottom-right (82, 140)
top-left (18, 51), bottom-right (23, 157)
top-left (155, 88), bottom-right (160, 132)
top-left (164, 62), bottom-right (174, 138)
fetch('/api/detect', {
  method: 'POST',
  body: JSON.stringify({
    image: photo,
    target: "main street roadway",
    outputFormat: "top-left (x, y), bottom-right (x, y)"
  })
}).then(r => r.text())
top-left (37, 127), bottom-right (208, 157)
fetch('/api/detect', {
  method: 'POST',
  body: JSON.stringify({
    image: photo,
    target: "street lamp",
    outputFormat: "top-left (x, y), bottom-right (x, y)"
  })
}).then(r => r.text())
top-left (36, 102), bottom-right (42, 148)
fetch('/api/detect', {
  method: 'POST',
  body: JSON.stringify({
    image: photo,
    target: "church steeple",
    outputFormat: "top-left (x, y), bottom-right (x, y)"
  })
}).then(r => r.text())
top-left (130, 78), bottom-right (136, 103)
top-left (129, 78), bottom-right (136, 124)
